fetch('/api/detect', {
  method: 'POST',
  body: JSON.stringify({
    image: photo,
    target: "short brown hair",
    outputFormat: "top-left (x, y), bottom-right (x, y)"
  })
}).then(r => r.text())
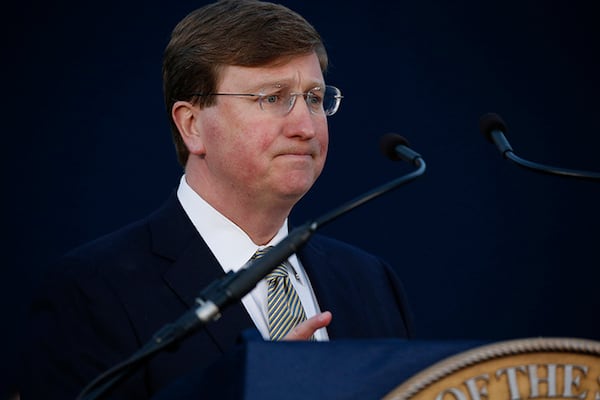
top-left (163, 0), bottom-right (329, 167)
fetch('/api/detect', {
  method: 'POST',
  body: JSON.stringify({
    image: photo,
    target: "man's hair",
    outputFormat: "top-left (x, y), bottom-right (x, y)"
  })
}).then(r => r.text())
top-left (163, 0), bottom-right (329, 167)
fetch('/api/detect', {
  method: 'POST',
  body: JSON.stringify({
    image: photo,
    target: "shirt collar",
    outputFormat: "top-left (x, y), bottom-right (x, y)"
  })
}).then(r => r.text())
top-left (176, 175), bottom-right (289, 272)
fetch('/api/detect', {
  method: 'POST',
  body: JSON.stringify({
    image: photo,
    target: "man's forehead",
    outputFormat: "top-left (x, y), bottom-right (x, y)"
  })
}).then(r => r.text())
top-left (217, 54), bottom-right (325, 90)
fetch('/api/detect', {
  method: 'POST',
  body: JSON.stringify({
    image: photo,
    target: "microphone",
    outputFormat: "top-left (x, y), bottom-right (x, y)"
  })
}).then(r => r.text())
top-left (380, 133), bottom-right (424, 166)
top-left (479, 112), bottom-right (600, 181)
top-left (77, 134), bottom-right (426, 400)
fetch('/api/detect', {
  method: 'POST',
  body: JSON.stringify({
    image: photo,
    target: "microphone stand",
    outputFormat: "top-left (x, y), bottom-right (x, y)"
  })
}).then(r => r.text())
top-left (481, 113), bottom-right (600, 181)
top-left (78, 153), bottom-right (426, 400)
top-left (492, 130), bottom-right (600, 181)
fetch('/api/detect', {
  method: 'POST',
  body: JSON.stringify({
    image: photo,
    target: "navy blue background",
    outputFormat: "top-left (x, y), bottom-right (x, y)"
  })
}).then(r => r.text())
top-left (3, 0), bottom-right (599, 396)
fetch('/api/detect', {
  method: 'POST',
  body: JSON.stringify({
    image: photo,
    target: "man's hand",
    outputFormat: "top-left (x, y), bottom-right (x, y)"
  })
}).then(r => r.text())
top-left (283, 311), bottom-right (332, 341)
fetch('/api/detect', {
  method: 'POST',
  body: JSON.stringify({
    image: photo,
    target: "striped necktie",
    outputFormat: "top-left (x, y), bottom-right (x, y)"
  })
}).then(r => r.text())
top-left (252, 247), bottom-right (308, 340)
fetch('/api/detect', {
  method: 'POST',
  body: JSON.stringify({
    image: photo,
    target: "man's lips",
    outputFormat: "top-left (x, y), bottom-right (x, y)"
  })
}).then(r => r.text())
top-left (274, 147), bottom-right (317, 158)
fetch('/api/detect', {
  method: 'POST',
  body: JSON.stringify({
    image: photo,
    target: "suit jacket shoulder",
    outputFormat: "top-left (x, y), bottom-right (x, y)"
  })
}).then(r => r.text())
top-left (19, 192), bottom-right (254, 399)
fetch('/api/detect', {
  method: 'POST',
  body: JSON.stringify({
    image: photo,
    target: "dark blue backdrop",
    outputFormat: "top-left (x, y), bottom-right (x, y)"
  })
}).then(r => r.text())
top-left (3, 0), bottom-right (599, 396)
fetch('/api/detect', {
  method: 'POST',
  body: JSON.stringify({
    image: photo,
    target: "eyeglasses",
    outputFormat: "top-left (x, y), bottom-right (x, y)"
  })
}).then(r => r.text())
top-left (190, 85), bottom-right (343, 116)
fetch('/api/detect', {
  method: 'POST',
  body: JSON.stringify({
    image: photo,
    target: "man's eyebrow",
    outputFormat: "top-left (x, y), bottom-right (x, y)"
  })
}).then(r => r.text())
top-left (243, 79), bottom-right (325, 92)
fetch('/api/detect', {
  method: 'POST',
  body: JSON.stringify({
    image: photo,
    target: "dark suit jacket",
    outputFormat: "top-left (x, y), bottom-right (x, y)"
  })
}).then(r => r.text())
top-left (19, 192), bottom-right (413, 399)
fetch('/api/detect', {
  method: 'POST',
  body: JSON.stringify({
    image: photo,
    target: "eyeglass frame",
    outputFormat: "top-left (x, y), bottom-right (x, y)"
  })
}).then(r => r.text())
top-left (188, 85), bottom-right (343, 116)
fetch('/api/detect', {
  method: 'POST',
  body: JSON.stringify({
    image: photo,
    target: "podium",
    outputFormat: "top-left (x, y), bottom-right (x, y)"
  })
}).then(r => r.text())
top-left (152, 334), bottom-right (600, 399)
top-left (152, 335), bottom-right (485, 399)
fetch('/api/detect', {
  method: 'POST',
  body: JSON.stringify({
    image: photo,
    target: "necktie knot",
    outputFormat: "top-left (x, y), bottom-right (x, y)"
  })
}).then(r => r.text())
top-left (266, 264), bottom-right (288, 280)
top-left (251, 246), bottom-right (273, 260)
top-left (252, 247), bottom-right (291, 281)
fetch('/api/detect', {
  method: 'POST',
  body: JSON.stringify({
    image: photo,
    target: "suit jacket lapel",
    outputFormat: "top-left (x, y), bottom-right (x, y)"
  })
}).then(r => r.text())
top-left (150, 192), bottom-right (255, 351)
top-left (297, 238), bottom-right (351, 339)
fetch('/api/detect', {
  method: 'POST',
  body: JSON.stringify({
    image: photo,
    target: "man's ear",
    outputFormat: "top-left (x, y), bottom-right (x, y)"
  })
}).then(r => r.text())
top-left (172, 101), bottom-right (206, 156)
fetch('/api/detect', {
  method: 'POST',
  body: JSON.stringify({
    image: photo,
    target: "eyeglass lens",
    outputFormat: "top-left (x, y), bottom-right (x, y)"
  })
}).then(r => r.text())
top-left (259, 85), bottom-right (341, 116)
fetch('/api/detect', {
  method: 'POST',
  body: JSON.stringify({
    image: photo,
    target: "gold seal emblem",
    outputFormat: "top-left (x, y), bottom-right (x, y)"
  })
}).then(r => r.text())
top-left (384, 337), bottom-right (600, 400)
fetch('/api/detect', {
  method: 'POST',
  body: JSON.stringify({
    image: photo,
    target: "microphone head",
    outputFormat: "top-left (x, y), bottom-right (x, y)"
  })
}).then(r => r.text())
top-left (479, 112), bottom-right (508, 142)
top-left (380, 133), bottom-right (410, 161)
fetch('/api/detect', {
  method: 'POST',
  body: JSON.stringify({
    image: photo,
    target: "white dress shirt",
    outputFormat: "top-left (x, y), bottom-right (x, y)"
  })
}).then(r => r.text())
top-left (176, 175), bottom-right (329, 340)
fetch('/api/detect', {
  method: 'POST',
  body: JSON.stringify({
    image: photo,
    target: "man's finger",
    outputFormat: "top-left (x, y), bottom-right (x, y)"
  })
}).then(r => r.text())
top-left (284, 311), bottom-right (332, 341)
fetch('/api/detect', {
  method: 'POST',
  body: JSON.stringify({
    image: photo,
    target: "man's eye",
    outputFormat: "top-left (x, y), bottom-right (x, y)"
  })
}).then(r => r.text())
top-left (264, 94), bottom-right (280, 104)
top-left (308, 94), bottom-right (323, 105)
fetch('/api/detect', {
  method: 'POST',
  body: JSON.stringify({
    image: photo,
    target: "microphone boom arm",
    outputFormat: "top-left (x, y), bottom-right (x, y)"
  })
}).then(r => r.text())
top-left (489, 129), bottom-right (600, 181)
top-left (481, 112), bottom-right (600, 181)
top-left (314, 158), bottom-right (425, 227)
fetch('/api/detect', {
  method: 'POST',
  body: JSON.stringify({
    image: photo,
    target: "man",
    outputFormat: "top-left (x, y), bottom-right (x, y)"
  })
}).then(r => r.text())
top-left (20, 0), bottom-right (413, 398)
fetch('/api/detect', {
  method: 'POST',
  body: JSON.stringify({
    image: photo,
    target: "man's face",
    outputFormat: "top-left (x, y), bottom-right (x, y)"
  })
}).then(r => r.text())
top-left (194, 52), bottom-right (329, 208)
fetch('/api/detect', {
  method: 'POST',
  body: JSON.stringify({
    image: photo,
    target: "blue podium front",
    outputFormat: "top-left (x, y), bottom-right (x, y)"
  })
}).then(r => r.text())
top-left (153, 334), bottom-right (485, 399)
